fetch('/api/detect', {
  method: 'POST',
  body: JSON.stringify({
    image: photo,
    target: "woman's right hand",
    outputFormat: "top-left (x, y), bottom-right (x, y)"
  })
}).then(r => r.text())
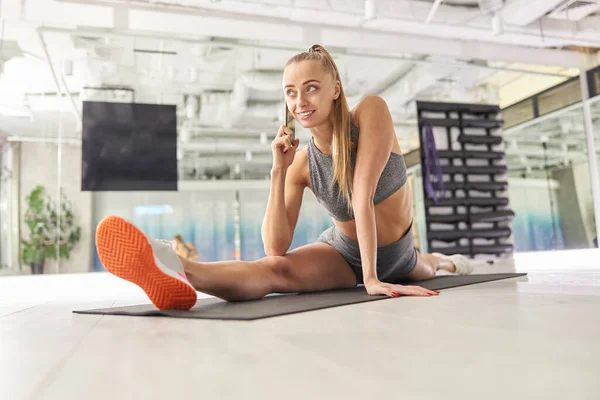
top-left (271, 124), bottom-right (299, 171)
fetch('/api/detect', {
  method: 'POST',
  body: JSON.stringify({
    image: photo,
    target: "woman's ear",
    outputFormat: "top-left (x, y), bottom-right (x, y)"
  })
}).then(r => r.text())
top-left (333, 80), bottom-right (341, 100)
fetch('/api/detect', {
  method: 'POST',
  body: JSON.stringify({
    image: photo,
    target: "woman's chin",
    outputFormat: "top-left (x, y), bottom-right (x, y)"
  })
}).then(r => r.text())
top-left (298, 118), bottom-right (324, 129)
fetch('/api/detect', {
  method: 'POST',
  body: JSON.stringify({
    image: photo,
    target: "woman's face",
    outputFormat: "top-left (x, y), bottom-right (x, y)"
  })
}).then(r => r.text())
top-left (283, 60), bottom-right (340, 129)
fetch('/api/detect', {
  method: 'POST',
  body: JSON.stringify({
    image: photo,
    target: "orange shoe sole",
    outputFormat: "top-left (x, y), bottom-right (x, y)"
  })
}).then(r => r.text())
top-left (95, 215), bottom-right (197, 310)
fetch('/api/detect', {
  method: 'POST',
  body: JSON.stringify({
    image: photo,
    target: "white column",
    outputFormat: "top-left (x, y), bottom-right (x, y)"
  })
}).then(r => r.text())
top-left (580, 68), bottom-right (600, 247)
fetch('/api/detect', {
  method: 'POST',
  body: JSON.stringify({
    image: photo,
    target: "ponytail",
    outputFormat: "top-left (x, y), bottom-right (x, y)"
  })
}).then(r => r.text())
top-left (285, 44), bottom-right (355, 212)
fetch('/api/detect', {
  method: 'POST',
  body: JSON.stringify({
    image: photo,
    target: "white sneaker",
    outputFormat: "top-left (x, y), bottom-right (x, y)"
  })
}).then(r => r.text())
top-left (150, 238), bottom-right (191, 283)
top-left (433, 253), bottom-right (474, 275)
top-left (95, 215), bottom-right (197, 310)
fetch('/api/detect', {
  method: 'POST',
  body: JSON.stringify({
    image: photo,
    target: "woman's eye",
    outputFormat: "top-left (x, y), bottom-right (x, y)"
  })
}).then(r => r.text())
top-left (286, 90), bottom-right (295, 96)
top-left (307, 86), bottom-right (317, 92)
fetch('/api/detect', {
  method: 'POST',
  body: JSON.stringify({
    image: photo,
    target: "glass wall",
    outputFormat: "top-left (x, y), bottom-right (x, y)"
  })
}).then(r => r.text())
top-left (504, 103), bottom-right (598, 251)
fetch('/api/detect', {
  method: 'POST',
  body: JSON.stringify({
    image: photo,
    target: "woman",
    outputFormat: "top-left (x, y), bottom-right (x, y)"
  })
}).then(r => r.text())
top-left (95, 44), bottom-right (472, 310)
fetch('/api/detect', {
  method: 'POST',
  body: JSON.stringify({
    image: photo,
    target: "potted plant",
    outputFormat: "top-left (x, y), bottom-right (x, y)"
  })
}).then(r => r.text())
top-left (21, 185), bottom-right (81, 274)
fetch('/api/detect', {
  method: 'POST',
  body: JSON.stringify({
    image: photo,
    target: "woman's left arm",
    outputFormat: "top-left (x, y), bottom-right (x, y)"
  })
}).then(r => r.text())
top-left (351, 96), bottom-right (396, 288)
top-left (353, 97), bottom-right (439, 298)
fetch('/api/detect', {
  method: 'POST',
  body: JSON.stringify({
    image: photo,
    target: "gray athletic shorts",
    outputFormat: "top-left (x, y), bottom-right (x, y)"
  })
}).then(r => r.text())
top-left (316, 224), bottom-right (418, 285)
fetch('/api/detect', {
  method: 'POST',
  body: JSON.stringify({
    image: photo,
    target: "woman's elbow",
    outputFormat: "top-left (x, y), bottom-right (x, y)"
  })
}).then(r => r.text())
top-left (263, 239), bottom-right (290, 257)
top-left (263, 246), bottom-right (287, 257)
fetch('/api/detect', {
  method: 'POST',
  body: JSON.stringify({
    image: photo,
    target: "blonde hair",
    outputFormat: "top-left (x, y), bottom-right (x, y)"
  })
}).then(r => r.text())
top-left (285, 44), bottom-right (356, 212)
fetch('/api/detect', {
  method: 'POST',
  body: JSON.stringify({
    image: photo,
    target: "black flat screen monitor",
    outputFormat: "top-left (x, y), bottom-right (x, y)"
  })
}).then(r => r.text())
top-left (82, 101), bottom-right (177, 191)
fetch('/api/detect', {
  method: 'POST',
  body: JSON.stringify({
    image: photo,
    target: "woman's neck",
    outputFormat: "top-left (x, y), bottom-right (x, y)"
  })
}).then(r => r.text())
top-left (310, 120), bottom-right (334, 155)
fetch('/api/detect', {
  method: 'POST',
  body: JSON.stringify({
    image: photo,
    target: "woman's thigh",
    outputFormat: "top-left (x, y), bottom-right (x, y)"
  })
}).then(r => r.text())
top-left (273, 242), bottom-right (357, 293)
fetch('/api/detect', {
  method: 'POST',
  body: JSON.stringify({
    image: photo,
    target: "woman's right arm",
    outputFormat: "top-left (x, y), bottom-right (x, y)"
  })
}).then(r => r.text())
top-left (261, 126), bottom-right (303, 256)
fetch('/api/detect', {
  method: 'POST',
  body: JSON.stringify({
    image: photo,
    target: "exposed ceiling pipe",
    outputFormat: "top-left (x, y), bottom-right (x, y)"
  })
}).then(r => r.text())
top-left (425, 0), bottom-right (445, 24)
top-left (478, 0), bottom-right (505, 35)
top-left (243, 102), bottom-right (281, 120)
top-left (506, 148), bottom-right (589, 159)
top-left (364, 0), bottom-right (376, 21)
top-left (180, 141), bottom-right (271, 153)
top-left (55, 0), bottom-right (600, 53)
top-left (180, 154), bottom-right (273, 164)
top-left (6, 135), bottom-right (82, 145)
top-left (37, 26), bottom-right (575, 79)
top-left (500, 0), bottom-right (566, 26)
top-left (240, 70), bottom-right (283, 92)
top-left (181, 124), bottom-right (277, 138)
top-left (549, 1), bottom-right (600, 21)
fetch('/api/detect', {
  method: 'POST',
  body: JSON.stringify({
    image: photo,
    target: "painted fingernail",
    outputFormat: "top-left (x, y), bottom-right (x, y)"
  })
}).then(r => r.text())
top-left (391, 292), bottom-right (399, 298)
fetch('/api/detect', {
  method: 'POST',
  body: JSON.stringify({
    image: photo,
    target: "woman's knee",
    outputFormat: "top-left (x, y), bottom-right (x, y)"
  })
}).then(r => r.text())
top-left (262, 255), bottom-right (297, 290)
top-left (406, 255), bottom-right (436, 281)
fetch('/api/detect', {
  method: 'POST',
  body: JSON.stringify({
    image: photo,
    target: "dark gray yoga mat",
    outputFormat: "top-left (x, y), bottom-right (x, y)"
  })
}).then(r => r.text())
top-left (73, 273), bottom-right (526, 320)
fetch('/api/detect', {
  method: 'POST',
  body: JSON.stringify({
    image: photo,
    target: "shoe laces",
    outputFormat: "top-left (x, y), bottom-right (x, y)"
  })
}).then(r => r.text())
top-left (155, 238), bottom-right (174, 249)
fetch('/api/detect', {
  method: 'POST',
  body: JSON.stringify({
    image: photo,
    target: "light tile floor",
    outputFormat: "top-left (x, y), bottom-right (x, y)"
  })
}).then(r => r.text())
top-left (1, 250), bottom-right (599, 400)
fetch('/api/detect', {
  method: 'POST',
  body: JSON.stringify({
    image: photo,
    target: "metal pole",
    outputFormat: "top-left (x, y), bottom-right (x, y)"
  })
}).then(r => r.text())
top-left (579, 68), bottom-right (600, 248)
top-left (233, 190), bottom-right (241, 261)
top-left (56, 102), bottom-right (63, 273)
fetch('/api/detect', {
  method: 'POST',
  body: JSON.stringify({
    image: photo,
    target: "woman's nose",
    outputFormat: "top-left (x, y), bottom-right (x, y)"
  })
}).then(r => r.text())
top-left (296, 93), bottom-right (308, 108)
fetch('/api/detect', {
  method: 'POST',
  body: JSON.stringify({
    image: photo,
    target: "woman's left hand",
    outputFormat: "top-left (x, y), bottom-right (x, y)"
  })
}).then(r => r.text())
top-left (364, 279), bottom-right (440, 297)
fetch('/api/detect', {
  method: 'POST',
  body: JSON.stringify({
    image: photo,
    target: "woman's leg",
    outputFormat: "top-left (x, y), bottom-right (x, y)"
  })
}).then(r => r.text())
top-left (96, 215), bottom-right (356, 306)
top-left (181, 242), bottom-right (357, 302)
top-left (404, 252), bottom-right (457, 281)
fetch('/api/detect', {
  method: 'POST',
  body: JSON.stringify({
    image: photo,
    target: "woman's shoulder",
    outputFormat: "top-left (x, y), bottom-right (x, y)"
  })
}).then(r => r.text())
top-left (351, 95), bottom-right (389, 128)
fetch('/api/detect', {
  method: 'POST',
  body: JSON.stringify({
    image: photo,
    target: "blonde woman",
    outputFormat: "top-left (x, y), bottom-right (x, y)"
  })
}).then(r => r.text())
top-left (95, 44), bottom-right (472, 310)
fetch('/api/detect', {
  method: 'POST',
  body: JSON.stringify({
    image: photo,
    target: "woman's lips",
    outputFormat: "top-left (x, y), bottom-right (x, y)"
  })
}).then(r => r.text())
top-left (297, 110), bottom-right (315, 119)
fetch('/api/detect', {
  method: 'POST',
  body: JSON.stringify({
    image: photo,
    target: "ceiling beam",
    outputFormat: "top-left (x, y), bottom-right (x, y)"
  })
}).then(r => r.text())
top-left (25, 0), bottom-right (586, 68)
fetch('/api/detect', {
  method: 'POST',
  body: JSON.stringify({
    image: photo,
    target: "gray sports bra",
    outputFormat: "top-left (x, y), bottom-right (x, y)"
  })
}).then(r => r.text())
top-left (307, 121), bottom-right (408, 222)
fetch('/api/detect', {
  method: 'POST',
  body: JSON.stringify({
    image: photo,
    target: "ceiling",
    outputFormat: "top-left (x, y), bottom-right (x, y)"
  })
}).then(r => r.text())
top-left (0, 0), bottom-right (599, 180)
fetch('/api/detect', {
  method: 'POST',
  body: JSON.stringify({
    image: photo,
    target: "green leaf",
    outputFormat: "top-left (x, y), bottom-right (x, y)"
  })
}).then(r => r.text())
top-left (21, 185), bottom-right (81, 266)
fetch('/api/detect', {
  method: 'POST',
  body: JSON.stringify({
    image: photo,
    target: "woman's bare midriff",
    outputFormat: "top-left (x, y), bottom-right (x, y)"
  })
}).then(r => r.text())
top-left (334, 181), bottom-right (413, 246)
top-left (301, 145), bottom-right (414, 247)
